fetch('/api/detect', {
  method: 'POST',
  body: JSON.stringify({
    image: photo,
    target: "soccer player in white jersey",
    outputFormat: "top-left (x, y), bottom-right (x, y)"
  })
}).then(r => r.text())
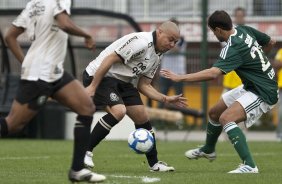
top-left (0, 0), bottom-right (105, 182)
top-left (82, 21), bottom-right (187, 172)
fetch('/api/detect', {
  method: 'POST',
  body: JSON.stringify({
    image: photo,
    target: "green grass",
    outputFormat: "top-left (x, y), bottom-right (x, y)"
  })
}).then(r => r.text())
top-left (0, 140), bottom-right (281, 184)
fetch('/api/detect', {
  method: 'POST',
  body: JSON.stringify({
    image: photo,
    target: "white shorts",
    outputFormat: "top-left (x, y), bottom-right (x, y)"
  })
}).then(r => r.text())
top-left (222, 85), bottom-right (275, 128)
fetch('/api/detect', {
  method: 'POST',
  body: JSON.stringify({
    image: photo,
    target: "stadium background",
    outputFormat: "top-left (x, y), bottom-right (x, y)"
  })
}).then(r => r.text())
top-left (0, 0), bottom-right (281, 138)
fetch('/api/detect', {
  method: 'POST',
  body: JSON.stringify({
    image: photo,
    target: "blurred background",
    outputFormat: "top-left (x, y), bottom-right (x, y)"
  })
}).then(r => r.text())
top-left (0, 0), bottom-right (281, 140)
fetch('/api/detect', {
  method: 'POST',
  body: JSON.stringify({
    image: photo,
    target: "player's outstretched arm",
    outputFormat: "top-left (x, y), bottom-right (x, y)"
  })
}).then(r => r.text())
top-left (4, 25), bottom-right (25, 63)
top-left (137, 76), bottom-right (187, 108)
top-left (85, 52), bottom-right (122, 96)
top-left (55, 11), bottom-right (95, 50)
top-left (160, 67), bottom-right (222, 82)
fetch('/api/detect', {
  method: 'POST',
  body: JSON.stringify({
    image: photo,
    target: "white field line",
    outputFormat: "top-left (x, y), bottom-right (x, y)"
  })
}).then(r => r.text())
top-left (0, 156), bottom-right (50, 160)
top-left (108, 174), bottom-right (161, 183)
top-left (218, 152), bottom-right (278, 157)
top-left (101, 152), bottom-right (279, 158)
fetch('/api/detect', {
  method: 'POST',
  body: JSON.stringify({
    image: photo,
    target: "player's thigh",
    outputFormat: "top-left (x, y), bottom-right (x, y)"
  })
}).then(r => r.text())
top-left (7, 79), bottom-right (51, 133)
top-left (6, 100), bottom-right (38, 133)
top-left (219, 101), bottom-right (246, 126)
top-left (209, 98), bottom-right (228, 122)
top-left (126, 105), bottom-right (149, 124)
top-left (53, 79), bottom-right (95, 116)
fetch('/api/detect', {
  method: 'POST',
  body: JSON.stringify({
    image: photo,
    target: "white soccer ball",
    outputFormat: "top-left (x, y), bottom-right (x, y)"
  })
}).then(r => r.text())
top-left (128, 128), bottom-right (155, 154)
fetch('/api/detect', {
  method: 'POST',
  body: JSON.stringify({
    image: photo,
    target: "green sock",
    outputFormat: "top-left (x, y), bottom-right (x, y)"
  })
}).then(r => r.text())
top-left (223, 122), bottom-right (256, 168)
top-left (200, 121), bottom-right (222, 154)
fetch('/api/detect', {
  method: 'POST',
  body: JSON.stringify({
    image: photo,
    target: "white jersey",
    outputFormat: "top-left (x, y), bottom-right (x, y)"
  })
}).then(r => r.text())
top-left (13, 0), bottom-right (71, 82)
top-left (86, 32), bottom-right (162, 83)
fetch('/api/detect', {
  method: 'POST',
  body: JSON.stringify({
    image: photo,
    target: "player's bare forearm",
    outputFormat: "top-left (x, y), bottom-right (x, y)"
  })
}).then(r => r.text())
top-left (180, 68), bottom-right (220, 82)
top-left (262, 39), bottom-right (276, 54)
top-left (138, 82), bottom-right (166, 102)
top-left (138, 76), bottom-right (187, 107)
top-left (4, 26), bottom-right (25, 63)
top-left (89, 53), bottom-right (122, 90)
top-left (161, 67), bottom-right (222, 82)
top-left (138, 76), bottom-right (166, 102)
top-left (6, 39), bottom-right (24, 63)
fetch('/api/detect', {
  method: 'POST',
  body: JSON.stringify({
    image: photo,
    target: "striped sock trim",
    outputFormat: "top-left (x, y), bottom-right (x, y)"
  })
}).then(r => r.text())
top-left (100, 118), bottom-right (112, 129)
top-left (208, 118), bottom-right (221, 127)
top-left (98, 118), bottom-right (111, 131)
top-left (75, 122), bottom-right (86, 128)
top-left (223, 122), bottom-right (238, 133)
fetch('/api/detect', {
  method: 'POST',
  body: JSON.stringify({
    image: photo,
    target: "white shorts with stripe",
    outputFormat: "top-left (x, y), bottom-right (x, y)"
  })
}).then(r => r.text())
top-left (222, 85), bottom-right (275, 128)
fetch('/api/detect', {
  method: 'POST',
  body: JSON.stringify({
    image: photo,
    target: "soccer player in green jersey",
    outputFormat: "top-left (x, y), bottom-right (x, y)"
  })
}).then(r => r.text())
top-left (160, 10), bottom-right (278, 173)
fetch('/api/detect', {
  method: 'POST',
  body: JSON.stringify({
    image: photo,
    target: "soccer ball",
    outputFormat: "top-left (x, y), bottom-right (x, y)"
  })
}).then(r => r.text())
top-left (128, 128), bottom-right (155, 154)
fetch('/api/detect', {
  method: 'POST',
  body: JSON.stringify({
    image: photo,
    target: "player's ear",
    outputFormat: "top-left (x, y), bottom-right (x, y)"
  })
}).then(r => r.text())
top-left (214, 27), bottom-right (222, 34)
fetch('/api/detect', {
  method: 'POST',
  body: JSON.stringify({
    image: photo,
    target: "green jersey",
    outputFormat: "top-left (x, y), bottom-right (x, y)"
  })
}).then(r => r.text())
top-left (213, 25), bottom-right (278, 105)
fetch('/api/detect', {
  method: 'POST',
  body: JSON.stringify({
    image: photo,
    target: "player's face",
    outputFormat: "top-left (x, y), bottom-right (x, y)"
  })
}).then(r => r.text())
top-left (209, 26), bottom-right (225, 42)
top-left (234, 10), bottom-right (245, 25)
top-left (157, 29), bottom-right (180, 53)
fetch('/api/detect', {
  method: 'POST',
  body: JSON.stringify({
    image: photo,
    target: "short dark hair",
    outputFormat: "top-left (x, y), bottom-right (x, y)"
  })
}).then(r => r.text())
top-left (234, 7), bottom-right (246, 15)
top-left (208, 10), bottom-right (232, 31)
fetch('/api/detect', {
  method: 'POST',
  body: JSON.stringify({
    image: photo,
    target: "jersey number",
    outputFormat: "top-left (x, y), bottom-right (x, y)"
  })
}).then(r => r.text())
top-left (132, 62), bottom-right (146, 75)
top-left (250, 46), bottom-right (270, 72)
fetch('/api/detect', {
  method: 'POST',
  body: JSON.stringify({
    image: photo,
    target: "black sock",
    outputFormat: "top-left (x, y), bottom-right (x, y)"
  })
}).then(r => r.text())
top-left (135, 121), bottom-right (158, 167)
top-left (0, 118), bottom-right (8, 138)
top-left (71, 115), bottom-right (92, 171)
top-left (88, 113), bottom-right (119, 151)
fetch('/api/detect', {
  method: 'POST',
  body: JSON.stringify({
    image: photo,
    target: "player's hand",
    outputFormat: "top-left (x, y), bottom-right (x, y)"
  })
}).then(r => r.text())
top-left (84, 36), bottom-right (96, 51)
top-left (164, 94), bottom-right (187, 108)
top-left (85, 85), bottom-right (96, 97)
top-left (160, 69), bottom-right (182, 82)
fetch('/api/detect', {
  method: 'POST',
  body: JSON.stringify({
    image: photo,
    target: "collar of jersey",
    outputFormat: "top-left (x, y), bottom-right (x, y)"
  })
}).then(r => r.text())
top-left (227, 29), bottom-right (237, 44)
top-left (230, 28), bottom-right (237, 37)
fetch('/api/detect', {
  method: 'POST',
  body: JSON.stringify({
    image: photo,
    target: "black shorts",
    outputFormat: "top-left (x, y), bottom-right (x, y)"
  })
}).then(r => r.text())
top-left (83, 70), bottom-right (143, 108)
top-left (16, 71), bottom-right (74, 110)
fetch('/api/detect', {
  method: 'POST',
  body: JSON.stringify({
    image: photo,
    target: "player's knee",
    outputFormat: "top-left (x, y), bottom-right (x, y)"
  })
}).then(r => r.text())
top-left (5, 118), bottom-right (27, 134)
top-left (110, 105), bottom-right (126, 121)
top-left (208, 108), bottom-right (220, 122)
top-left (78, 101), bottom-right (96, 115)
top-left (134, 115), bottom-right (149, 125)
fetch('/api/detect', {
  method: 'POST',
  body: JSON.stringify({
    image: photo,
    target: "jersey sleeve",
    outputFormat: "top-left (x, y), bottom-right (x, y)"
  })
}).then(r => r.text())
top-left (213, 46), bottom-right (243, 74)
top-left (114, 36), bottom-right (147, 64)
top-left (243, 25), bottom-right (270, 47)
top-left (53, 0), bottom-right (71, 16)
top-left (275, 48), bottom-right (282, 61)
top-left (12, 8), bottom-right (28, 29)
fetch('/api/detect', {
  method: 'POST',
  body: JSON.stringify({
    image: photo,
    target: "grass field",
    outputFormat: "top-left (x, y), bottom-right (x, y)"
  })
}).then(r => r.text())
top-left (0, 140), bottom-right (281, 184)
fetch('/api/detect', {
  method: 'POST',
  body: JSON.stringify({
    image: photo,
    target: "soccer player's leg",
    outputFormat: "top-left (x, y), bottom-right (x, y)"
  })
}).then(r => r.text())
top-left (126, 104), bottom-right (175, 172)
top-left (84, 103), bottom-right (125, 168)
top-left (0, 100), bottom-right (38, 137)
top-left (85, 87), bottom-right (125, 168)
top-left (219, 97), bottom-right (258, 173)
top-left (185, 98), bottom-right (227, 161)
top-left (0, 79), bottom-right (48, 138)
top-left (52, 74), bottom-right (105, 182)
